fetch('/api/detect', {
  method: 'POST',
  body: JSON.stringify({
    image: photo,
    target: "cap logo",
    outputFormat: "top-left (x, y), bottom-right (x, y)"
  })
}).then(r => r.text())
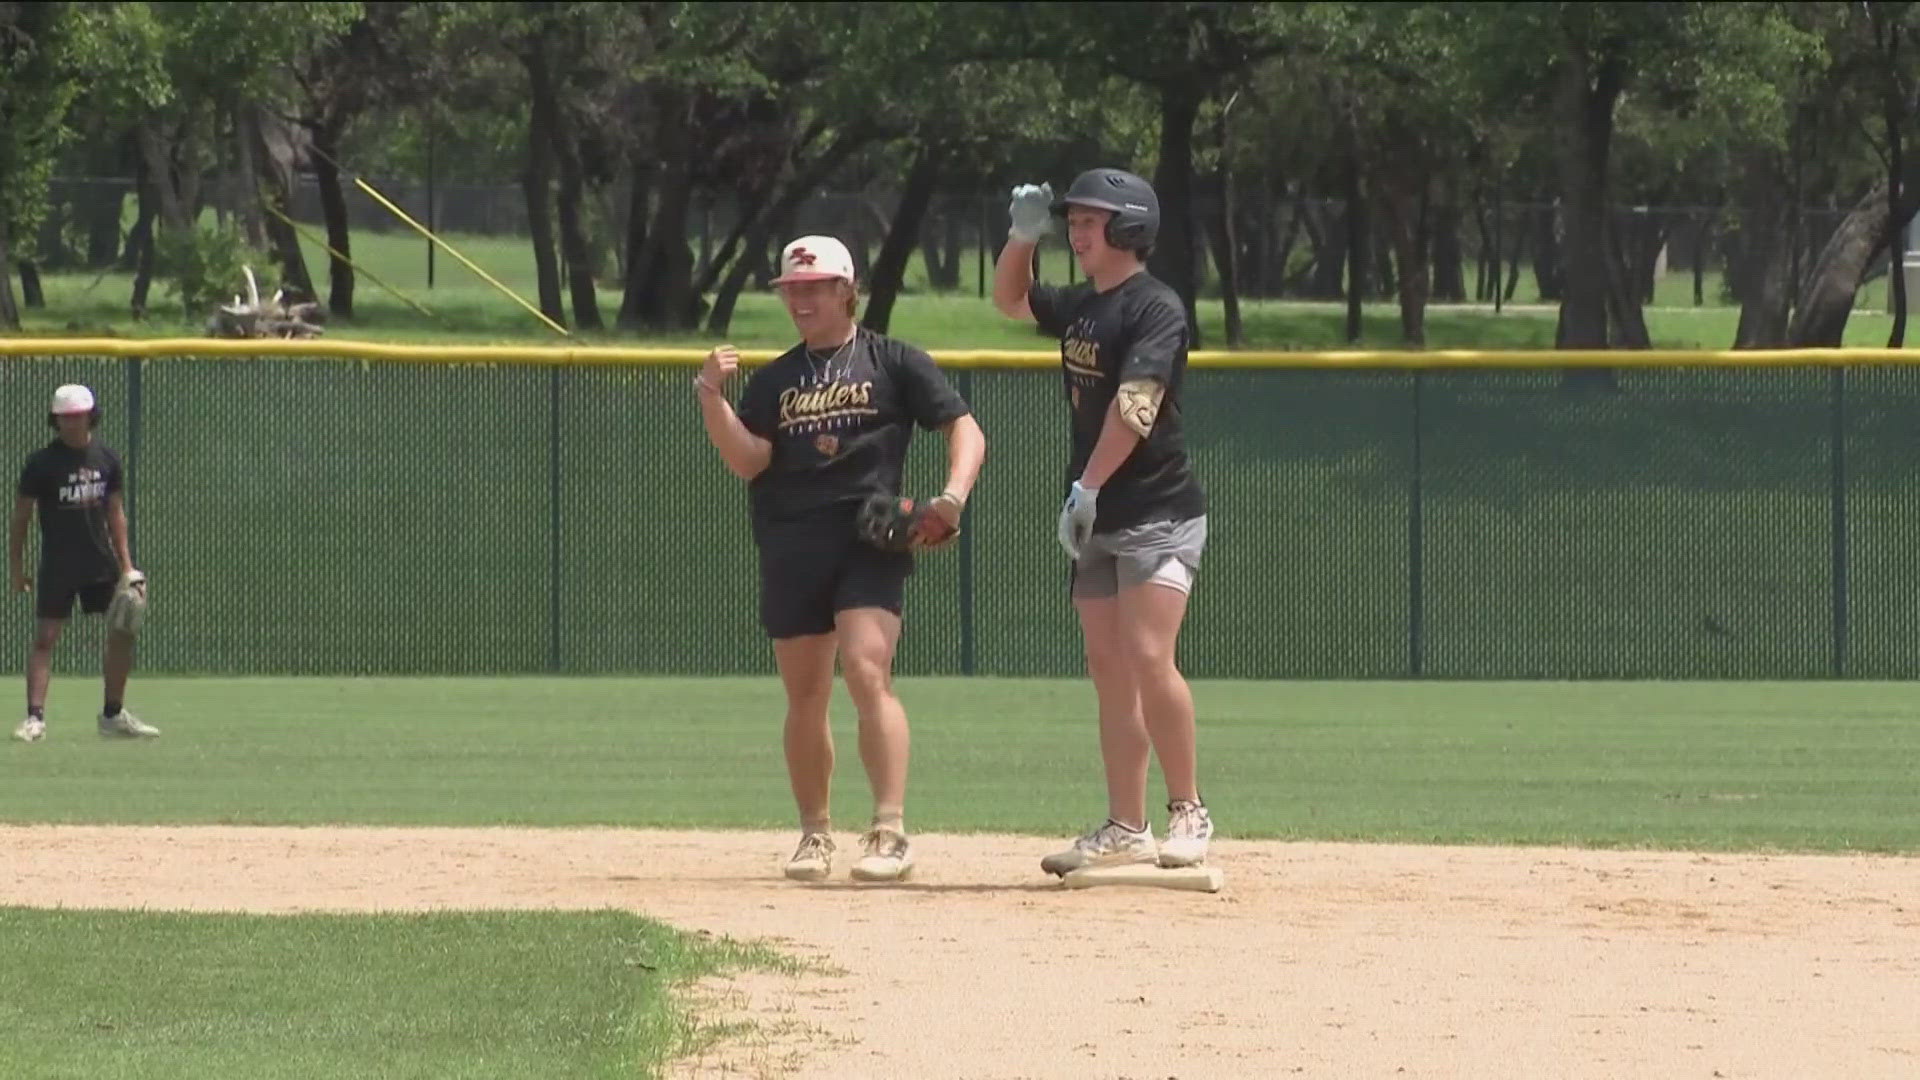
top-left (791, 248), bottom-right (818, 267)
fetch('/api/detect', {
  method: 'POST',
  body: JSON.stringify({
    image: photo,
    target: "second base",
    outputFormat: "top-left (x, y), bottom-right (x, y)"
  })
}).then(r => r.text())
top-left (1058, 863), bottom-right (1225, 892)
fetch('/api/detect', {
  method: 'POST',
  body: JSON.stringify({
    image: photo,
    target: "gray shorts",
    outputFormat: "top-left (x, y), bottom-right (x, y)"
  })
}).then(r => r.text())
top-left (1071, 515), bottom-right (1208, 601)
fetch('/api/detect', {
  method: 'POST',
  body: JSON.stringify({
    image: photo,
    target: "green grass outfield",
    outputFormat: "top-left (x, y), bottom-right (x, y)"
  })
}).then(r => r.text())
top-left (12, 227), bottom-right (1914, 349)
top-left (4, 674), bottom-right (1918, 1078)
top-left (4, 676), bottom-right (1916, 850)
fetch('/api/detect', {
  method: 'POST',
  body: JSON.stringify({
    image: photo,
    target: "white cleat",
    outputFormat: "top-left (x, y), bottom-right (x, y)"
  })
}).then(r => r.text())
top-left (784, 832), bottom-right (835, 882)
top-left (850, 827), bottom-right (914, 883)
top-left (1160, 800), bottom-right (1214, 868)
top-left (1041, 818), bottom-right (1158, 878)
top-left (98, 710), bottom-right (160, 739)
top-left (13, 716), bottom-right (45, 742)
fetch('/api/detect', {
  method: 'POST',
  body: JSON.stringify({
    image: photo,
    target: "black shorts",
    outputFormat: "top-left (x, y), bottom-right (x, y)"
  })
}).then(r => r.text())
top-left (755, 507), bottom-right (913, 640)
top-left (37, 577), bottom-right (115, 620)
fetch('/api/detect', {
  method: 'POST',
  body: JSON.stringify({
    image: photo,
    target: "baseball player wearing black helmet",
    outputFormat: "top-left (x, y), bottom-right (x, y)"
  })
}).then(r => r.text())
top-left (991, 168), bottom-right (1214, 878)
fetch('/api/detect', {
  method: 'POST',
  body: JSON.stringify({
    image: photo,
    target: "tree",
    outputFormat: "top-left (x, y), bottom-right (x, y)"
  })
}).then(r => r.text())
top-left (0, 1), bottom-right (86, 327)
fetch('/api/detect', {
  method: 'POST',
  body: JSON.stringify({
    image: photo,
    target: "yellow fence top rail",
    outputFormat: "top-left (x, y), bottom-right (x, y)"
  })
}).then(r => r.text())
top-left (3, 337), bottom-right (1920, 369)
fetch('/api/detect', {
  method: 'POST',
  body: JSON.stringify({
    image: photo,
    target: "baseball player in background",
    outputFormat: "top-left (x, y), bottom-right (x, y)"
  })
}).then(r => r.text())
top-left (697, 235), bottom-right (987, 883)
top-left (10, 383), bottom-right (156, 742)
top-left (991, 168), bottom-right (1215, 876)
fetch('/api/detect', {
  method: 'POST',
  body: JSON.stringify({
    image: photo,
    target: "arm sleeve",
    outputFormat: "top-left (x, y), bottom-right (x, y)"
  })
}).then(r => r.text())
top-left (105, 451), bottom-right (125, 495)
top-left (16, 458), bottom-right (36, 499)
top-left (735, 370), bottom-right (777, 440)
top-left (1027, 283), bottom-right (1070, 338)
top-left (891, 344), bottom-right (971, 431)
top-left (1119, 294), bottom-right (1189, 385)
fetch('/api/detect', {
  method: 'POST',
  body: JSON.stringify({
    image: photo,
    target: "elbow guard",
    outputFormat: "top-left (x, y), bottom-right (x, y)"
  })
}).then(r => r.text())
top-left (1117, 378), bottom-right (1165, 438)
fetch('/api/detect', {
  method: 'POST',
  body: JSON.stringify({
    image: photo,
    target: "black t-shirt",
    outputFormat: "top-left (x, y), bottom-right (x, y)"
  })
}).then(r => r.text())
top-left (1029, 272), bottom-right (1206, 531)
top-left (17, 438), bottom-right (124, 585)
top-left (736, 328), bottom-right (970, 531)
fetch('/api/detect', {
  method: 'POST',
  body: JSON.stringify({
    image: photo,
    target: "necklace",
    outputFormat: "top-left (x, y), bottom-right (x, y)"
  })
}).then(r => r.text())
top-left (805, 331), bottom-right (857, 386)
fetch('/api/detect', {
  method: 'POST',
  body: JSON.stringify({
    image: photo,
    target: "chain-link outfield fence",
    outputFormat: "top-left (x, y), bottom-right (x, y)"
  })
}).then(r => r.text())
top-left (2, 341), bottom-right (1917, 679)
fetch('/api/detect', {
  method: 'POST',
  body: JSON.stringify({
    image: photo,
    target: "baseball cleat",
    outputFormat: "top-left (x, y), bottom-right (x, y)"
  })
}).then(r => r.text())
top-left (850, 826), bottom-right (914, 882)
top-left (98, 711), bottom-right (160, 738)
top-left (13, 716), bottom-right (45, 742)
top-left (784, 831), bottom-right (835, 882)
top-left (1041, 818), bottom-right (1158, 877)
top-left (1159, 799), bottom-right (1213, 868)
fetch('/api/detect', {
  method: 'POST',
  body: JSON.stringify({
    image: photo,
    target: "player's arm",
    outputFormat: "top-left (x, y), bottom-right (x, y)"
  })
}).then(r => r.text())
top-left (8, 494), bottom-right (33, 591)
top-left (696, 345), bottom-right (773, 482)
top-left (1078, 384), bottom-right (1160, 487)
top-left (992, 183), bottom-right (1055, 321)
top-left (936, 413), bottom-right (987, 507)
top-left (106, 491), bottom-right (135, 576)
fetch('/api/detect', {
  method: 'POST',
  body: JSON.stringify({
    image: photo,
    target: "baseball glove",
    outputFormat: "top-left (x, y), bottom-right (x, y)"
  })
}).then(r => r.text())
top-left (106, 570), bottom-right (147, 636)
top-left (857, 492), bottom-right (962, 552)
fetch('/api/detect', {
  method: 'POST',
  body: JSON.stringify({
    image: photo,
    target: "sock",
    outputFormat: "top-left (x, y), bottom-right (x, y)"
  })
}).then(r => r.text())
top-left (801, 814), bottom-right (831, 837)
top-left (871, 809), bottom-right (904, 835)
top-left (27, 706), bottom-right (43, 720)
top-left (103, 700), bottom-right (121, 718)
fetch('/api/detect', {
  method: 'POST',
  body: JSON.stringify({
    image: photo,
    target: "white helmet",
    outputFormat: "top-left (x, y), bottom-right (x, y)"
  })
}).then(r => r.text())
top-left (50, 384), bottom-right (96, 415)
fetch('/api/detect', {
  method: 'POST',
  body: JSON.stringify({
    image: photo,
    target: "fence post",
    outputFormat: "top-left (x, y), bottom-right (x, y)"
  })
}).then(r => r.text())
top-left (124, 357), bottom-right (141, 556)
top-left (549, 365), bottom-right (562, 672)
top-left (958, 369), bottom-right (976, 676)
top-left (1409, 371), bottom-right (1425, 677)
top-left (1830, 366), bottom-right (1848, 678)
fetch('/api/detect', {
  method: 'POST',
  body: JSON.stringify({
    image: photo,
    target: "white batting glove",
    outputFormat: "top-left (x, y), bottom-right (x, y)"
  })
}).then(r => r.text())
top-left (1057, 481), bottom-right (1098, 560)
top-left (1009, 183), bottom-right (1055, 243)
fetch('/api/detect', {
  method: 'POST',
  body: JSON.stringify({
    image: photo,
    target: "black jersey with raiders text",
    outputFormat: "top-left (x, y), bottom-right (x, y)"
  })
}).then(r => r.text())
top-left (736, 328), bottom-right (970, 530)
top-left (16, 439), bottom-right (123, 585)
top-left (1029, 273), bottom-right (1206, 531)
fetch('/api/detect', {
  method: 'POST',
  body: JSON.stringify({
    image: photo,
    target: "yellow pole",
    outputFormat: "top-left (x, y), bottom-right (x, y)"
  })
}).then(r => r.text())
top-left (263, 204), bottom-right (436, 319)
top-left (350, 175), bottom-right (571, 338)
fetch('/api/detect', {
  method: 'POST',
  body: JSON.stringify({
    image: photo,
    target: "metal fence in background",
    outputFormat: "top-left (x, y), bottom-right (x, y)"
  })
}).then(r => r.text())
top-left (1, 347), bottom-right (1915, 680)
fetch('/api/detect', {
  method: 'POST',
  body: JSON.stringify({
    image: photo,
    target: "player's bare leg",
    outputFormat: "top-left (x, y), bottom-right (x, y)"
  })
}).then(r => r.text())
top-left (15, 618), bottom-right (62, 741)
top-left (104, 628), bottom-right (133, 707)
top-left (1075, 596), bottom-right (1151, 829)
top-left (1118, 575), bottom-right (1212, 866)
top-left (773, 632), bottom-right (838, 880)
top-left (27, 617), bottom-right (62, 712)
top-left (836, 606), bottom-right (914, 881)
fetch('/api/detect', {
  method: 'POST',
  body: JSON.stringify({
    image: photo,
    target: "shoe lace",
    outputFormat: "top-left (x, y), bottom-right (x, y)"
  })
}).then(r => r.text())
top-left (796, 833), bottom-right (833, 860)
top-left (1167, 801), bottom-right (1209, 838)
top-left (862, 827), bottom-right (907, 860)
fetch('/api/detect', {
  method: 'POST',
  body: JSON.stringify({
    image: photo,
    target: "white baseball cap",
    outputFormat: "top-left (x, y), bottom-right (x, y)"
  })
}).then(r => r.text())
top-left (771, 235), bottom-right (855, 286)
top-left (50, 384), bottom-right (96, 415)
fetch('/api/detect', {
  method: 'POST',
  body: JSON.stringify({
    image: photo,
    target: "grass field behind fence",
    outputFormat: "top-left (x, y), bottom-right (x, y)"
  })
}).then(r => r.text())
top-left (12, 228), bottom-right (1914, 349)
top-left (4, 674), bottom-right (1918, 1079)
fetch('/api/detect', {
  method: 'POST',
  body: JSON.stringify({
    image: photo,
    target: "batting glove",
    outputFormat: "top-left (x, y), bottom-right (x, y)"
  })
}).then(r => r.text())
top-left (1058, 481), bottom-right (1098, 560)
top-left (1009, 183), bottom-right (1055, 243)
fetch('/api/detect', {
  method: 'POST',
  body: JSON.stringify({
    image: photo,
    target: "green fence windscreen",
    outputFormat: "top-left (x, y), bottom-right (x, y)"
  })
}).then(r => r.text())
top-left (2, 355), bottom-right (1910, 679)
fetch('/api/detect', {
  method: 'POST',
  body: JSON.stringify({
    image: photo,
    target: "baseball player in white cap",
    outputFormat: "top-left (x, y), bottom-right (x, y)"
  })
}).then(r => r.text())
top-left (9, 384), bottom-right (157, 742)
top-left (694, 235), bottom-right (986, 883)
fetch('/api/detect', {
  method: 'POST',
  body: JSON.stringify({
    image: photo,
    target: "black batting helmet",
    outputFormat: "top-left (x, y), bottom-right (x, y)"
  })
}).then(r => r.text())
top-left (1052, 168), bottom-right (1159, 254)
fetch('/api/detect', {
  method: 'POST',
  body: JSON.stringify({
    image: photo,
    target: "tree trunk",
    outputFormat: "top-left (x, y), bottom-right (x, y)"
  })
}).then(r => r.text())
top-left (551, 136), bottom-right (603, 331)
top-left (920, 203), bottom-right (962, 291)
top-left (311, 119), bottom-right (355, 318)
top-left (521, 69), bottom-right (565, 328)
top-left (18, 261), bottom-right (44, 308)
top-left (863, 145), bottom-right (941, 336)
top-left (1732, 153), bottom-right (1795, 348)
top-left (1887, 24), bottom-right (1908, 349)
top-left (248, 103), bottom-right (314, 300)
top-left (233, 105), bottom-right (267, 252)
top-left (1553, 47), bottom-right (1624, 350)
top-left (616, 155), bottom-right (655, 330)
top-left (632, 105), bottom-right (697, 330)
top-left (1305, 201), bottom-right (1346, 299)
top-left (1430, 184), bottom-right (1466, 303)
top-left (1378, 175), bottom-right (1430, 346)
top-left (1344, 133), bottom-right (1369, 344)
top-left (136, 121), bottom-right (191, 233)
top-left (1206, 173), bottom-right (1244, 348)
top-left (84, 182), bottom-right (124, 269)
top-left (1789, 180), bottom-right (1917, 346)
top-left (0, 229), bottom-right (19, 329)
top-left (707, 178), bottom-right (813, 335)
top-left (1532, 204), bottom-right (1562, 302)
top-left (1148, 81), bottom-right (1203, 347)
